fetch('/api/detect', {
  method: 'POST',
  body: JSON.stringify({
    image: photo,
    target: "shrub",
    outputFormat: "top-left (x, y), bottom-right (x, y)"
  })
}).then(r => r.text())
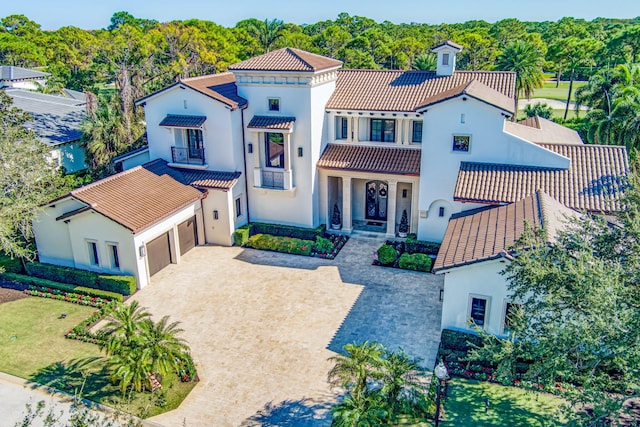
top-left (246, 234), bottom-right (313, 256)
top-left (314, 236), bottom-right (334, 254)
top-left (440, 328), bottom-right (484, 352)
top-left (97, 274), bottom-right (137, 295)
top-left (24, 262), bottom-right (136, 295)
top-left (405, 234), bottom-right (441, 255)
top-left (0, 253), bottom-right (23, 273)
top-left (250, 222), bottom-right (324, 241)
top-left (398, 253), bottom-right (432, 272)
top-left (377, 244), bottom-right (398, 265)
top-left (1, 273), bottom-right (123, 301)
top-left (233, 224), bottom-right (250, 246)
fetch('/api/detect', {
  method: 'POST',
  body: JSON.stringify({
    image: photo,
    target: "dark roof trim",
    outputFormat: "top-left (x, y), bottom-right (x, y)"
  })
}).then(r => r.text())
top-left (159, 114), bottom-right (206, 128)
top-left (55, 206), bottom-right (91, 222)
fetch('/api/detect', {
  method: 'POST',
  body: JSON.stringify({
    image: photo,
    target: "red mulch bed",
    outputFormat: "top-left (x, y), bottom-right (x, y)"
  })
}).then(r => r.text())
top-left (0, 287), bottom-right (28, 304)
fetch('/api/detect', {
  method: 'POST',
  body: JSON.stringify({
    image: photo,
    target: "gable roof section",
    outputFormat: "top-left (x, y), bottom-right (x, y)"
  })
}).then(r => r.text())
top-left (5, 88), bottom-right (85, 145)
top-left (454, 143), bottom-right (628, 213)
top-left (434, 191), bottom-right (577, 272)
top-left (326, 70), bottom-right (515, 112)
top-left (505, 116), bottom-right (583, 145)
top-left (247, 115), bottom-right (296, 130)
top-left (415, 79), bottom-right (515, 113)
top-left (317, 144), bottom-right (421, 176)
top-left (229, 48), bottom-right (343, 72)
top-left (1, 66), bottom-right (50, 81)
top-left (142, 159), bottom-right (241, 190)
top-left (136, 73), bottom-right (247, 110)
top-left (431, 40), bottom-right (464, 51)
top-left (68, 165), bottom-right (204, 234)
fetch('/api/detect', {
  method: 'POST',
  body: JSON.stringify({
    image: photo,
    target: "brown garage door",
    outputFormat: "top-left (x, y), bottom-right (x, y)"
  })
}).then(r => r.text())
top-left (178, 216), bottom-right (197, 256)
top-left (147, 233), bottom-right (172, 277)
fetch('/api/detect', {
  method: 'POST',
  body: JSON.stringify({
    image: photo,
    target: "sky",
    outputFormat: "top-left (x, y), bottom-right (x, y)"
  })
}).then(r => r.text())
top-left (2, 0), bottom-right (640, 30)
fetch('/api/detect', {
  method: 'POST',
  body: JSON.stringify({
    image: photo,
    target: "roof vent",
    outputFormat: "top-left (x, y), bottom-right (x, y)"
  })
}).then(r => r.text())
top-left (431, 41), bottom-right (463, 77)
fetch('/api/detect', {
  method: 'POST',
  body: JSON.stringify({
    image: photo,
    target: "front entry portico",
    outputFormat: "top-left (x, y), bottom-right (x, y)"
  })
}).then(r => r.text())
top-left (320, 171), bottom-right (419, 238)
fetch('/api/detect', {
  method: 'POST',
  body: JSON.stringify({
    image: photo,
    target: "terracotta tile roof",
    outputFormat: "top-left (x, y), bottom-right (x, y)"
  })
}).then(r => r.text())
top-left (136, 73), bottom-right (247, 110)
top-left (317, 144), bottom-right (421, 176)
top-left (229, 48), bottom-right (342, 72)
top-left (505, 116), bottom-right (583, 145)
top-left (432, 40), bottom-right (464, 51)
top-left (326, 70), bottom-right (515, 112)
top-left (454, 144), bottom-right (629, 213)
top-left (159, 115), bottom-right (206, 128)
top-left (143, 159), bottom-right (241, 190)
top-left (415, 79), bottom-right (515, 113)
top-left (434, 191), bottom-right (577, 271)
top-left (69, 165), bottom-right (204, 234)
top-left (247, 115), bottom-right (296, 130)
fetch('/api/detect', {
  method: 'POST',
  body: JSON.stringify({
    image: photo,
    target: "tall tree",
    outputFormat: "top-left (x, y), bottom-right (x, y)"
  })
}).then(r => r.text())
top-left (244, 18), bottom-right (284, 53)
top-left (496, 40), bottom-right (545, 117)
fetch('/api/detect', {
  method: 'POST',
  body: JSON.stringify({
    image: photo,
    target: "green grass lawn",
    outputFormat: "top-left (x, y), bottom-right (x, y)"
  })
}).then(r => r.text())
top-left (517, 108), bottom-right (583, 122)
top-left (0, 296), bottom-right (196, 418)
top-left (533, 81), bottom-right (587, 102)
top-left (441, 378), bottom-right (566, 427)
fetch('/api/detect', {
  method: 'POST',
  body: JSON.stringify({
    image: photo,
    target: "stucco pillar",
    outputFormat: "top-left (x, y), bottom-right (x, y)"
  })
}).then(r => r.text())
top-left (328, 112), bottom-right (335, 142)
top-left (386, 180), bottom-right (398, 238)
top-left (347, 116), bottom-right (353, 142)
top-left (353, 117), bottom-right (359, 142)
top-left (284, 133), bottom-right (291, 171)
top-left (320, 172), bottom-right (329, 227)
top-left (342, 176), bottom-right (352, 233)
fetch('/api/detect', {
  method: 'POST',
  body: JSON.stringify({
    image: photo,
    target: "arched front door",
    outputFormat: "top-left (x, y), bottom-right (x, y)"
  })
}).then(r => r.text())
top-left (365, 181), bottom-right (388, 221)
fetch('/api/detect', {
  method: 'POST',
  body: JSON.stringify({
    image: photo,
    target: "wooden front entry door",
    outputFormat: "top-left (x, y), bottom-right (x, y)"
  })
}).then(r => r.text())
top-left (365, 180), bottom-right (388, 221)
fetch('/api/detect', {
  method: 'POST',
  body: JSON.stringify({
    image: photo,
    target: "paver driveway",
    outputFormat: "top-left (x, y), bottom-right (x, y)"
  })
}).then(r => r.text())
top-left (134, 236), bottom-right (443, 427)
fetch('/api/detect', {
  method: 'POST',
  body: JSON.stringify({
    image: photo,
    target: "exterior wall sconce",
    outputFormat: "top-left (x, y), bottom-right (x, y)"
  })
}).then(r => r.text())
top-left (139, 245), bottom-right (146, 257)
top-left (439, 289), bottom-right (444, 301)
top-left (248, 143), bottom-right (253, 153)
top-left (402, 189), bottom-right (407, 198)
top-left (298, 147), bottom-right (303, 157)
top-left (460, 113), bottom-right (466, 124)
top-left (439, 207), bottom-right (445, 217)
top-left (213, 210), bottom-right (219, 220)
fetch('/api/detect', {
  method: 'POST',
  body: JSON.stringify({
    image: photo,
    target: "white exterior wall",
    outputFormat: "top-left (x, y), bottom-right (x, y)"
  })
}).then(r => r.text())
top-left (238, 70), bottom-right (336, 228)
top-left (34, 198), bottom-right (84, 267)
top-left (201, 189), bottom-right (234, 246)
top-left (418, 97), bottom-right (570, 242)
top-left (440, 258), bottom-right (514, 337)
top-left (119, 150), bottom-right (151, 171)
top-left (142, 86), bottom-right (244, 173)
top-left (51, 141), bottom-right (87, 173)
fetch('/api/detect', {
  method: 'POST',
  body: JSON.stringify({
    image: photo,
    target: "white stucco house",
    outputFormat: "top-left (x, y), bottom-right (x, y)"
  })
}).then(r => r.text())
top-left (33, 42), bottom-right (629, 295)
top-left (0, 65), bottom-right (50, 90)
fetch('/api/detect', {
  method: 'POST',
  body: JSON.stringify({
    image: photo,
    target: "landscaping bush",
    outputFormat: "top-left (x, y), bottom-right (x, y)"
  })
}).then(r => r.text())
top-left (24, 262), bottom-right (136, 295)
top-left (250, 222), bottom-right (324, 241)
top-left (377, 244), bottom-right (398, 265)
top-left (314, 236), bottom-right (334, 254)
top-left (233, 224), bottom-right (250, 246)
top-left (246, 234), bottom-right (313, 256)
top-left (440, 328), bottom-right (484, 353)
top-left (398, 252), bottom-right (433, 272)
top-left (405, 234), bottom-right (441, 255)
top-left (0, 253), bottom-right (23, 273)
top-left (1, 273), bottom-right (123, 302)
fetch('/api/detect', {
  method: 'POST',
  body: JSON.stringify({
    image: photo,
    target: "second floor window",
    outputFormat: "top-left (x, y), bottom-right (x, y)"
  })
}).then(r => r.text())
top-left (336, 117), bottom-right (348, 139)
top-left (371, 119), bottom-right (395, 143)
top-left (268, 98), bottom-right (280, 112)
top-left (412, 121), bottom-right (423, 143)
top-left (187, 129), bottom-right (203, 159)
top-left (265, 133), bottom-right (284, 168)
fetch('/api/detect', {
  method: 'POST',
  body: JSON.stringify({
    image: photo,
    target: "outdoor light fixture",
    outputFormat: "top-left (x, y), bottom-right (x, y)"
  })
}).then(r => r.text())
top-left (248, 143), bottom-right (253, 153)
top-left (139, 245), bottom-right (146, 257)
top-left (402, 189), bottom-right (407, 198)
top-left (213, 210), bottom-right (219, 220)
top-left (434, 361), bottom-right (448, 427)
top-left (298, 147), bottom-right (303, 157)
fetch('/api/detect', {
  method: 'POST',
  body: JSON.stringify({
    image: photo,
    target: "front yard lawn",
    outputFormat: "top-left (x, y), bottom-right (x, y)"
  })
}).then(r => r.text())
top-left (0, 296), bottom-right (195, 418)
top-left (533, 81), bottom-right (587, 102)
top-left (441, 378), bottom-right (566, 426)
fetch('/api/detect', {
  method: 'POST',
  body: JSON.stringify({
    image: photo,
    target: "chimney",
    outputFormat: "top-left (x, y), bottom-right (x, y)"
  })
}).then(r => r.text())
top-left (431, 41), bottom-right (463, 77)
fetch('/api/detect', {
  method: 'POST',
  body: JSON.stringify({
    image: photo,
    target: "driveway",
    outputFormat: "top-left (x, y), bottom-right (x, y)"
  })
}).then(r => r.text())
top-left (132, 236), bottom-right (443, 427)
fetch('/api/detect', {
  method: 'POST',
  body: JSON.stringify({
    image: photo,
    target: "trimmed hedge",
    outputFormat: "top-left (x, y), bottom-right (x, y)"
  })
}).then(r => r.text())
top-left (25, 262), bottom-right (136, 295)
top-left (405, 234), bottom-right (441, 255)
top-left (398, 252), bottom-right (433, 272)
top-left (1, 273), bottom-right (123, 302)
top-left (250, 222), bottom-right (325, 241)
top-left (0, 254), bottom-right (23, 274)
top-left (246, 234), bottom-right (313, 256)
top-left (440, 328), bottom-right (484, 352)
top-left (233, 224), bottom-right (250, 246)
top-left (377, 244), bottom-right (398, 265)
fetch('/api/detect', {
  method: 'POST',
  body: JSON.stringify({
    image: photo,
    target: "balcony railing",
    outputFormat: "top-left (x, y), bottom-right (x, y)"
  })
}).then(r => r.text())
top-left (171, 146), bottom-right (205, 166)
top-left (261, 169), bottom-right (284, 189)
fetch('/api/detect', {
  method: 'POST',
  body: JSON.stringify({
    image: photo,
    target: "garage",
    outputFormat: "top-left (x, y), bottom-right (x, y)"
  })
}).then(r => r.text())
top-left (147, 232), bottom-right (172, 277)
top-left (178, 216), bottom-right (197, 255)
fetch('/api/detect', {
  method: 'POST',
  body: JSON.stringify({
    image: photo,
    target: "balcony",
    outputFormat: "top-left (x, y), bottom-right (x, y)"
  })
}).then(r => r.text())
top-left (253, 168), bottom-right (294, 191)
top-left (261, 169), bottom-right (284, 189)
top-left (171, 146), bottom-right (205, 166)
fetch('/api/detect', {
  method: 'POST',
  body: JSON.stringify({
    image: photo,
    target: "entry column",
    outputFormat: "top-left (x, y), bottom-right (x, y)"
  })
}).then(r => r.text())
top-left (386, 180), bottom-right (397, 238)
top-left (342, 177), bottom-right (352, 233)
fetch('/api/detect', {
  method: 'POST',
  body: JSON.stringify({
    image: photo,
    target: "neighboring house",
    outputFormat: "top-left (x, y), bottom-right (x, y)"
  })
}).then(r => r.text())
top-left (5, 88), bottom-right (87, 173)
top-left (0, 65), bottom-right (50, 90)
top-left (34, 43), bottom-right (629, 290)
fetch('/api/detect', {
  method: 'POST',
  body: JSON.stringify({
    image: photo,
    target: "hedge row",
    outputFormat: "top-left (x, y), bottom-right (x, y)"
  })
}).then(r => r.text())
top-left (398, 253), bottom-right (432, 272)
top-left (234, 224), bottom-right (250, 246)
top-left (0, 254), bottom-right (23, 274)
top-left (2, 273), bottom-right (123, 302)
top-left (25, 262), bottom-right (136, 295)
top-left (244, 222), bottom-right (325, 242)
top-left (246, 234), bottom-right (314, 256)
top-left (405, 234), bottom-right (441, 255)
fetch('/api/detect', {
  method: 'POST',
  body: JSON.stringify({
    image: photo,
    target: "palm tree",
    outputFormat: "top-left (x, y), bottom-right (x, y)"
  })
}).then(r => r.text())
top-left (99, 300), bottom-right (150, 356)
top-left (330, 393), bottom-right (388, 427)
top-left (496, 40), bottom-right (544, 116)
top-left (328, 341), bottom-right (384, 402)
top-left (379, 350), bottom-right (429, 420)
top-left (412, 53), bottom-right (437, 71)
top-left (108, 343), bottom-right (150, 393)
top-left (142, 316), bottom-right (189, 379)
top-left (247, 19), bottom-right (284, 53)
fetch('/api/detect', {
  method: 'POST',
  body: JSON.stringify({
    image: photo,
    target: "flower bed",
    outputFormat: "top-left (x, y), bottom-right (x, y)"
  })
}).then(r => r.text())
top-left (311, 234), bottom-right (348, 259)
top-left (244, 231), bottom-right (348, 259)
top-left (373, 239), bottom-right (436, 272)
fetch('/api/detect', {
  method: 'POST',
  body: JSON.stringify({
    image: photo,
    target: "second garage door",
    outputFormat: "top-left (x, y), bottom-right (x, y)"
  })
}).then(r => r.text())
top-left (178, 216), bottom-right (197, 256)
top-left (147, 232), bottom-right (172, 277)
